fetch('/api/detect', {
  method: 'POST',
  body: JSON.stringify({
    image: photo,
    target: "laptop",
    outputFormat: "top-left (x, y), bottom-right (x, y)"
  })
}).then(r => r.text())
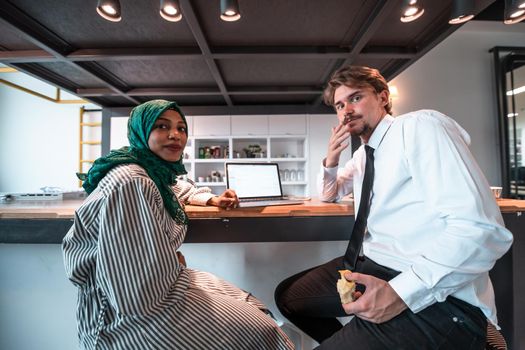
top-left (225, 163), bottom-right (304, 208)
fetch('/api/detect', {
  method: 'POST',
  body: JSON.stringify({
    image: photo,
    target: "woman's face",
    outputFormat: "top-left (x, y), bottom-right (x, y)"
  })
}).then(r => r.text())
top-left (148, 109), bottom-right (188, 162)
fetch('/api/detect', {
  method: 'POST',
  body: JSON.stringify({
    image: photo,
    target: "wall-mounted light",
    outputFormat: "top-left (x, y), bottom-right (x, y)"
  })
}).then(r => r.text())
top-left (400, 0), bottom-right (424, 23)
top-left (220, 0), bottom-right (241, 22)
top-left (160, 0), bottom-right (182, 22)
top-left (504, 0), bottom-right (525, 24)
top-left (388, 85), bottom-right (399, 100)
top-left (449, 0), bottom-right (475, 24)
top-left (96, 0), bottom-right (121, 22)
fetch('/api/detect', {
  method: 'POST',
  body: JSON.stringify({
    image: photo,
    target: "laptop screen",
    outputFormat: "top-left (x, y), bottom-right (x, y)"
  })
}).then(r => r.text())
top-left (225, 163), bottom-right (283, 199)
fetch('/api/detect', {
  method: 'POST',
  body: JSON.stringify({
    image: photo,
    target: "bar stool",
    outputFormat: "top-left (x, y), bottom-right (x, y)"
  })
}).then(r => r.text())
top-left (486, 322), bottom-right (507, 350)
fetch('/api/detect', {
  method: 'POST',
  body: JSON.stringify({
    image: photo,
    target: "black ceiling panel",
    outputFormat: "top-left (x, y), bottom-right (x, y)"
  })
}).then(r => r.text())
top-left (137, 95), bottom-right (227, 106)
top-left (0, 0), bottom-right (500, 114)
top-left (99, 58), bottom-right (216, 87)
top-left (0, 20), bottom-right (38, 50)
top-left (231, 94), bottom-right (321, 105)
top-left (218, 59), bottom-right (333, 86)
top-left (37, 62), bottom-right (107, 88)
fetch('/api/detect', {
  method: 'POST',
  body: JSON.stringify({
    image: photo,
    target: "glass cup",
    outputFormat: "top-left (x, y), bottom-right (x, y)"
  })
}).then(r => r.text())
top-left (283, 169), bottom-right (290, 181)
top-left (490, 186), bottom-right (502, 199)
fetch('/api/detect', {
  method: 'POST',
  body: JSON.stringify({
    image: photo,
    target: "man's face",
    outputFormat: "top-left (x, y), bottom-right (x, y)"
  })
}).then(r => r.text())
top-left (333, 84), bottom-right (389, 142)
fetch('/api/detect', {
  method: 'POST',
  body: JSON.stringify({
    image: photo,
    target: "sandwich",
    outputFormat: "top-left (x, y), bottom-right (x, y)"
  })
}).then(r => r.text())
top-left (336, 269), bottom-right (356, 304)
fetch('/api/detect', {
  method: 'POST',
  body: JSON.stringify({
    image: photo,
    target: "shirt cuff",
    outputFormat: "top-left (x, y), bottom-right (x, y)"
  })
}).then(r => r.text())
top-left (188, 192), bottom-right (215, 206)
top-left (322, 163), bottom-right (339, 175)
top-left (388, 269), bottom-right (437, 313)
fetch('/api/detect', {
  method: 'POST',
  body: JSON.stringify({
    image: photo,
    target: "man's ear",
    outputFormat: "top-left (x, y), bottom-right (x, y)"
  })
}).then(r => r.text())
top-left (379, 89), bottom-right (390, 107)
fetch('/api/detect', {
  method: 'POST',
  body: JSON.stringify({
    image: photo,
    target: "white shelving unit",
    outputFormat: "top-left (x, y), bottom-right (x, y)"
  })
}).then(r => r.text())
top-left (184, 115), bottom-right (309, 196)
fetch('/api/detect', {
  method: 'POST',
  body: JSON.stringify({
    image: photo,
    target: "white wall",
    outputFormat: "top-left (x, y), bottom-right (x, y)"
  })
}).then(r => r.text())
top-left (0, 72), bottom-right (99, 193)
top-left (390, 20), bottom-right (525, 185)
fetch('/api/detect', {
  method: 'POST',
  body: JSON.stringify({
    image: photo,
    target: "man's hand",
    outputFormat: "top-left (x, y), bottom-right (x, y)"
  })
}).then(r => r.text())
top-left (207, 189), bottom-right (239, 209)
top-left (341, 271), bottom-right (407, 323)
top-left (325, 123), bottom-right (350, 168)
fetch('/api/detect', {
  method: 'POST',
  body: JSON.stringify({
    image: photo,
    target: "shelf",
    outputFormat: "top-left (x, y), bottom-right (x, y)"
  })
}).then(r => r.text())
top-left (196, 182), bottom-right (226, 187)
top-left (270, 158), bottom-right (307, 162)
top-left (230, 158), bottom-right (269, 161)
top-left (194, 159), bottom-right (229, 163)
top-left (282, 181), bottom-right (307, 185)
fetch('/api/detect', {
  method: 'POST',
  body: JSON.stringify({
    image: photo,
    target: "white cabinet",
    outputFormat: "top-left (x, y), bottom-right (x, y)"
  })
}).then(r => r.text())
top-left (231, 115), bottom-right (268, 135)
top-left (269, 115), bottom-right (306, 135)
top-left (192, 115), bottom-right (230, 136)
top-left (184, 116), bottom-right (193, 136)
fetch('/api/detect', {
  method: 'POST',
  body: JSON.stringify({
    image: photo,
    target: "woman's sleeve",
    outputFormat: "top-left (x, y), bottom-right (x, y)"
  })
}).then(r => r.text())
top-left (173, 180), bottom-right (215, 206)
top-left (95, 177), bottom-right (181, 316)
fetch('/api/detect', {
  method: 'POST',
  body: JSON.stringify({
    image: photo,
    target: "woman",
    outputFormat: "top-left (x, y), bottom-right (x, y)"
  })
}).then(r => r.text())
top-left (63, 100), bottom-right (293, 350)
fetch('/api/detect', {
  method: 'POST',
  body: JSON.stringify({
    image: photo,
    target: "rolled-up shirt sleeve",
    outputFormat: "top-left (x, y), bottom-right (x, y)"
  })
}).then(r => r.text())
top-left (317, 158), bottom-right (356, 202)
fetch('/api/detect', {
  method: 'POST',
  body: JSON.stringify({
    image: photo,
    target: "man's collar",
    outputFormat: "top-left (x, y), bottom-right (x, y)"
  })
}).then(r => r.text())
top-left (366, 114), bottom-right (394, 149)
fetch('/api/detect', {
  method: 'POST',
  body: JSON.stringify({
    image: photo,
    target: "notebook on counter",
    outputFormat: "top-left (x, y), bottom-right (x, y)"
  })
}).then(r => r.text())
top-left (225, 163), bottom-right (304, 208)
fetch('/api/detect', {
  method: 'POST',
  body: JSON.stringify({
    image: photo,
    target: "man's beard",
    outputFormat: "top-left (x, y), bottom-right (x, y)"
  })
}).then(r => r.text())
top-left (348, 117), bottom-right (371, 137)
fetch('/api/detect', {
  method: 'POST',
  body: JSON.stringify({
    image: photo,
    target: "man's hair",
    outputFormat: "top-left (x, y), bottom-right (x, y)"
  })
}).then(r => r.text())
top-left (323, 65), bottom-right (392, 115)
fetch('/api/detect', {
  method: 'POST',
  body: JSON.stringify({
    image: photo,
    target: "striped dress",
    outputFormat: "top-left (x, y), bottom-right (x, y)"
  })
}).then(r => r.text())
top-left (63, 164), bottom-right (294, 350)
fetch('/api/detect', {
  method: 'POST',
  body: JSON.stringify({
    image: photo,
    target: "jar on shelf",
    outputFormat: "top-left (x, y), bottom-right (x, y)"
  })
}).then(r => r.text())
top-left (212, 146), bottom-right (221, 159)
top-left (204, 147), bottom-right (212, 159)
top-left (283, 169), bottom-right (290, 181)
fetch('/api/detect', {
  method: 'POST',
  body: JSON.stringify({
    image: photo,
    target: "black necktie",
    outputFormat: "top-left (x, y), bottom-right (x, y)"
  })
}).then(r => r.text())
top-left (344, 145), bottom-right (374, 270)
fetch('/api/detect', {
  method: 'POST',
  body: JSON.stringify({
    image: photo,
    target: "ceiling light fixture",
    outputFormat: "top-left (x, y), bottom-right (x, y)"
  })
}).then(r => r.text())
top-left (220, 0), bottom-right (241, 22)
top-left (160, 0), bottom-right (182, 22)
top-left (400, 0), bottom-right (425, 23)
top-left (449, 0), bottom-right (475, 24)
top-left (96, 0), bottom-right (121, 22)
top-left (504, 0), bottom-right (525, 24)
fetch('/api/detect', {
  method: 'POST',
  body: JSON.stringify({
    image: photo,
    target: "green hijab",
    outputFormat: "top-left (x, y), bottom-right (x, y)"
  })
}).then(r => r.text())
top-left (77, 99), bottom-right (188, 224)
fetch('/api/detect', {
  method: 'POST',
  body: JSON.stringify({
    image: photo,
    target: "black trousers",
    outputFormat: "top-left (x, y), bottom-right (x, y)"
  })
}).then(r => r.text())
top-left (275, 256), bottom-right (487, 349)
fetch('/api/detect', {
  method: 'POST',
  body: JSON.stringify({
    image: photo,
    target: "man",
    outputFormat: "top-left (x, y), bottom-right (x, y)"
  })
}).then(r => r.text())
top-left (274, 65), bottom-right (513, 349)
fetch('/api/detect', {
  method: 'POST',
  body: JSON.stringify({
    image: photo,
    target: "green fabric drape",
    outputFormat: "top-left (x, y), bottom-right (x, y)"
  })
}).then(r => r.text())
top-left (77, 100), bottom-right (188, 224)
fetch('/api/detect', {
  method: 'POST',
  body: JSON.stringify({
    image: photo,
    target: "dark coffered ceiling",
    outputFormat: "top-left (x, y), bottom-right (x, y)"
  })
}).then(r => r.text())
top-left (0, 0), bottom-right (497, 114)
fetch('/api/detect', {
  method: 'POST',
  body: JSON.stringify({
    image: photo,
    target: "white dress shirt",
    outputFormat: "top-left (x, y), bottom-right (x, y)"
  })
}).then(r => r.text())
top-left (318, 110), bottom-right (513, 325)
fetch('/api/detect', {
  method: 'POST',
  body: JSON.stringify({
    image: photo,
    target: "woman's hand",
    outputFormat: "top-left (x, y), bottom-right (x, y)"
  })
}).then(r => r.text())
top-left (207, 189), bottom-right (239, 209)
top-left (176, 251), bottom-right (187, 267)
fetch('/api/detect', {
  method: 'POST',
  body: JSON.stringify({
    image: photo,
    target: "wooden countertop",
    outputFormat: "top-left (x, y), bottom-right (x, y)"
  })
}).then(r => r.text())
top-left (0, 198), bottom-right (523, 220)
top-left (0, 198), bottom-right (353, 219)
